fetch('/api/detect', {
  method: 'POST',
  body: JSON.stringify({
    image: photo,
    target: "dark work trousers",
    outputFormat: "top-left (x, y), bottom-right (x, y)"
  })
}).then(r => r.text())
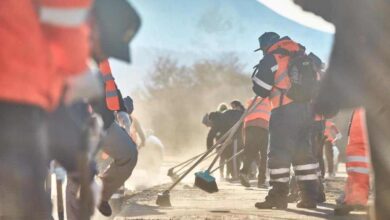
top-left (267, 103), bottom-right (319, 203)
top-left (0, 102), bottom-right (50, 220)
top-left (366, 108), bottom-right (390, 220)
top-left (241, 126), bottom-right (269, 184)
top-left (290, 120), bottom-right (325, 199)
top-left (219, 138), bottom-right (240, 179)
top-left (324, 141), bottom-right (334, 176)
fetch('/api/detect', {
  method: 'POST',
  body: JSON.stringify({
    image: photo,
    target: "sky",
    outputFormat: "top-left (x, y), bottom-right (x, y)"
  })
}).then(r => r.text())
top-left (110, 0), bottom-right (335, 95)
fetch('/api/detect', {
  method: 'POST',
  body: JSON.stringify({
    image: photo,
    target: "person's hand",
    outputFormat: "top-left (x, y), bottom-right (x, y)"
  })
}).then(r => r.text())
top-left (116, 111), bottom-right (132, 135)
top-left (64, 70), bottom-right (104, 105)
top-left (138, 141), bottom-right (145, 150)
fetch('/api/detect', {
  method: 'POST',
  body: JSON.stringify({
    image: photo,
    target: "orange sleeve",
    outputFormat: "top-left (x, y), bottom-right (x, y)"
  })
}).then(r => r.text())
top-left (40, 0), bottom-right (93, 77)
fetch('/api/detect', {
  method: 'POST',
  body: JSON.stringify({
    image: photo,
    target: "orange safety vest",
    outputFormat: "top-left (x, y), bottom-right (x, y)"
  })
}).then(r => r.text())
top-left (267, 39), bottom-right (301, 108)
top-left (244, 97), bottom-right (271, 128)
top-left (99, 59), bottom-right (121, 111)
top-left (324, 120), bottom-right (340, 144)
top-left (0, 0), bottom-right (92, 111)
top-left (344, 108), bottom-right (370, 205)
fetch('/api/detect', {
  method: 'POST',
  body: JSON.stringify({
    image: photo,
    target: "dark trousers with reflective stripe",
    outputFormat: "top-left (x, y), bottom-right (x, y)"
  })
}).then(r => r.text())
top-left (267, 102), bottom-right (318, 202)
top-left (241, 126), bottom-right (268, 184)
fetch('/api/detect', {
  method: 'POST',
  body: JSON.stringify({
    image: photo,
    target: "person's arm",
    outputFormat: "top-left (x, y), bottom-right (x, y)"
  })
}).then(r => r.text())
top-left (252, 55), bottom-right (277, 98)
top-left (40, 0), bottom-right (101, 104)
top-left (332, 124), bottom-right (342, 141)
top-left (40, 0), bottom-right (92, 76)
top-left (207, 127), bottom-right (218, 150)
top-left (133, 118), bottom-right (146, 148)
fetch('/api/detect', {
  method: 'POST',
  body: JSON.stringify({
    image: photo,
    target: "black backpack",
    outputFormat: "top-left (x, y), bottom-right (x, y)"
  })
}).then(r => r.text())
top-left (274, 49), bottom-right (319, 103)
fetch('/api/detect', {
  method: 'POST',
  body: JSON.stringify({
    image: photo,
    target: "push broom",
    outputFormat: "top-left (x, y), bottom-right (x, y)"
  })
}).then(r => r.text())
top-left (156, 96), bottom-right (261, 206)
top-left (194, 97), bottom-right (264, 193)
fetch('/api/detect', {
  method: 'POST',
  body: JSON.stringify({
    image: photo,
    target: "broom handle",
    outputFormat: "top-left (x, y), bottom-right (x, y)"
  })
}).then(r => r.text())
top-left (210, 149), bottom-right (244, 174)
top-left (167, 96), bottom-right (260, 192)
top-left (206, 97), bottom-right (263, 171)
top-left (174, 149), bottom-right (218, 175)
top-left (167, 132), bottom-right (230, 173)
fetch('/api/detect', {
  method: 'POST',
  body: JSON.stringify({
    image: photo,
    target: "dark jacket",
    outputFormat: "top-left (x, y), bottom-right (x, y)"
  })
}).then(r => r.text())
top-left (206, 109), bottom-right (243, 149)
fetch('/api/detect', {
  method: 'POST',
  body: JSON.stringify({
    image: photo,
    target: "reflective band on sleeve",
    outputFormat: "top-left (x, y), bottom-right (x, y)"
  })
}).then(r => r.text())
top-left (347, 167), bottom-right (370, 174)
top-left (103, 74), bottom-right (115, 82)
top-left (269, 167), bottom-right (290, 175)
top-left (296, 174), bottom-right (318, 181)
top-left (275, 71), bottom-right (288, 84)
top-left (106, 91), bottom-right (118, 98)
top-left (270, 177), bottom-right (290, 183)
top-left (347, 156), bottom-right (369, 163)
top-left (294, 163), bottom-right (319, 171)
top-left (252, 76), bottom-right (272, 90)
top-left (40, 7), bottom-right (88, 27)
top-left (271, 65), bottom-right (279, 72)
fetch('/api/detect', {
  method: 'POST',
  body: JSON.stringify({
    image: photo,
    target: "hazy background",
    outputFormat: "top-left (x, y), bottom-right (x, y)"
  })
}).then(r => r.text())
top-left (106, 0), bottom-right (352, 157)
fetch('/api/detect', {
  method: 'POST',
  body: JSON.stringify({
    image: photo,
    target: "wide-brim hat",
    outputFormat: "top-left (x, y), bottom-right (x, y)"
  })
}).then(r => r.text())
top-left (254, 32), bottom-right (280, 52)
top-left (93, 0), bottom-right (141, 63)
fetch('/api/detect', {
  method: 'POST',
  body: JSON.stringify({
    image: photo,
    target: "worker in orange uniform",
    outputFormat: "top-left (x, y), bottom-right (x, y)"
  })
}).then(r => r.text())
top-left (334, 108), bottom-right (370, 215)
top-left (0, 0), bottom-right (93, 219)
top-left (323, 120), bottom-right (342, 177)
top-left (252, 32), bottom-right (319, 209)
top-left (239, 97), bottom-right (271, 188)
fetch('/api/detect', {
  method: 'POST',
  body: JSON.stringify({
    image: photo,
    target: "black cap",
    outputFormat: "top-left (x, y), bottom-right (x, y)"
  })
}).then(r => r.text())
top-left (93, 0), bottom-right (141, 63)
top-left (123, 96), bottom-right (134, 114)
top-left (254, 32), bottom-right (280, 52)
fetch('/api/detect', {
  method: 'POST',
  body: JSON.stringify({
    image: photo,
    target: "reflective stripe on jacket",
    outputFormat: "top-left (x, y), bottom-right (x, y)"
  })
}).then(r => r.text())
top-left (99, 59), bottom-right (121, 111)
top-left (244, 97), bottom-right (271, 129)
top-left (0, 0), bottom-right (92, 110)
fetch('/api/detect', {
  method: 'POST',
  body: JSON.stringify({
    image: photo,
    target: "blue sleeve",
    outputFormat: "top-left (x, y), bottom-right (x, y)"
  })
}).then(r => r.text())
top-left (252, 54), bottom-right (278, 98)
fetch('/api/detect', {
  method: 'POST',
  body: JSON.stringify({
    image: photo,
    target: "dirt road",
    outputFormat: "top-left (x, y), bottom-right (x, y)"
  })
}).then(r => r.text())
top-left (93, 159), bottom-right (368, 220)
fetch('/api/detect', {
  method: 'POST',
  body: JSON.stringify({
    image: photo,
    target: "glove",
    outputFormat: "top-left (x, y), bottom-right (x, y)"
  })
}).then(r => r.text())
top-left (64, 70), bottom-right (104, 105)
top-left (334, 133), bottom-right (342, 141)
top-left (116, 111), bottom-right (132, 135)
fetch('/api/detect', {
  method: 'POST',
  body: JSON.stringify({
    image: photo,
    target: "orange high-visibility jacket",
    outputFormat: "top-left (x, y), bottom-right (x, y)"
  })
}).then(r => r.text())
top-left (344, 108), bottom-right (370, 205)
top-left (99, 59), bottom-right (121, 111)
top-left (0, 0), bottom-right (92, 111)
top-left (244, 97), bottom-right (271, 129)
top-left (324, 120), bottom-right (341, 144)
top-left (267, 39), bottom-right (301, 108)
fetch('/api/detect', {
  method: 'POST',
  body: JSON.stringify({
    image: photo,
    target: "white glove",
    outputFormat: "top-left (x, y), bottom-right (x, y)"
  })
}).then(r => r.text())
top-left (334, 133), bottom-right (343, 141)
top-left (116, 111), bottom-right (132, 135)
top-left (64, 70), bottom-right (104, 105)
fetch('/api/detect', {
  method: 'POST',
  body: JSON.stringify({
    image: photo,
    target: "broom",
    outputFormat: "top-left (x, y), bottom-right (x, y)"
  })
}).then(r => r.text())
top-left (156, 97), bottom-right (261, 206)
top-left (194, 97), bottom-right (264, 193)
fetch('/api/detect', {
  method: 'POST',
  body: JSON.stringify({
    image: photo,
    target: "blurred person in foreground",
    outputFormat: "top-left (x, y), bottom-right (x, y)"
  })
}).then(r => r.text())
top-left (0, 0), bottom-right (95, 219)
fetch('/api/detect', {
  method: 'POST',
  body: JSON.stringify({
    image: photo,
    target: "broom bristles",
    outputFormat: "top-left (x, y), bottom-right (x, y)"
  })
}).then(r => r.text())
top-left (194, 171), bottom-right (219, 193)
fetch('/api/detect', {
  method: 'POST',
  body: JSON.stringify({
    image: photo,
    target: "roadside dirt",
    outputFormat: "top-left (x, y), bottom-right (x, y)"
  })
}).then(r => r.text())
top-left (96, 161), bottom-right (369, 220)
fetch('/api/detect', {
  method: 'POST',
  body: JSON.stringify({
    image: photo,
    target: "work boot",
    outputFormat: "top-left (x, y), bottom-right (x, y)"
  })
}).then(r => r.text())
top-left (334, 203), bottom-right (367, 216)
top-left (317, 179), bottom-right (326, 203)
top-left (317, 191), bottom-right (326, 203)
top-left (255, 196), bottom-right (288, 210)
top-left (287, 193), bottom-right (299, 203)
top-left (239, 173), bottom-right (251, 187)
top-left (257, 182), bottom-right (268, 189)
top-left (297, 200), bottom-right (317, 209)
top-left (98, 201), bottom-right (112, 216)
